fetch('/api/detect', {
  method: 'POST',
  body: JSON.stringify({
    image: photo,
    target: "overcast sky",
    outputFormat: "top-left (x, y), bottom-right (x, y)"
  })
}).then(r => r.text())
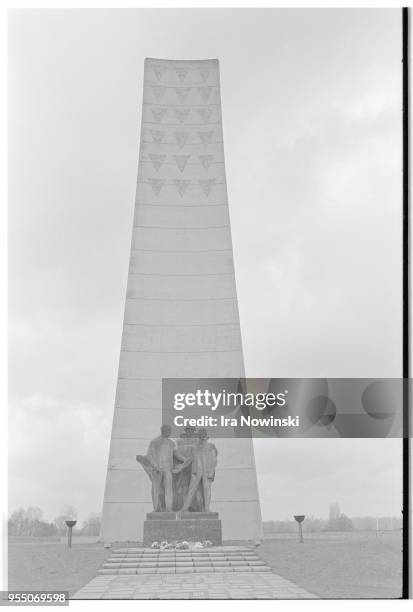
top-left (8, 8), bottom-right (403, 523)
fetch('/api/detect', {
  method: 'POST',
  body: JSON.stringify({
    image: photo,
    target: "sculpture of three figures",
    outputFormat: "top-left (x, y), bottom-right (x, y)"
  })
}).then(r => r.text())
top-left (136, 425), bottom-right (218, 513)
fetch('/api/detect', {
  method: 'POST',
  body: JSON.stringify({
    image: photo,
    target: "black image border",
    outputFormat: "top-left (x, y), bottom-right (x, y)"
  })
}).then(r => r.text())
top-left (403, 5), bottom-right (410, 601)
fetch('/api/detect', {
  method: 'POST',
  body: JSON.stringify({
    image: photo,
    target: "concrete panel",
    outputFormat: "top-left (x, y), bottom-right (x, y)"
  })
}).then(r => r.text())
top-left (104, 469), bottom-right (152, 503)
top-left (140, 133), bottom-right (225, 157)
top-left (214, 501), bottom-right (263, 541)
top-left (142, 84), bottom-right (221, 107)
top-left (213, 438), bottom-right (258, 469)
top-left (107, 438), bottom-right (155, 469)
top-left (132, 227), bottom-right (231, 252)
top-left (140, 148), bottom-right (225, 165)
top-left (115, 379), bottom-right (162, 409)
top-left (119, 350), bottom-right (244, 379)
top-left (121, 323), bottom-right (241, 352)
top-left (124, 297), bottom-right (240, 326)
top-left (111, 408), bottom-right (162, 441)
top-left (142, 105), bottom-right (222, 128)
top-left (135, 182), bottom-right (228, 206)
top-left (211, 468), bottom-right (261, 503)
top-left (100, 502), bottom-right (151, 543)
top-left (145, 57), bottom-right (219, 86)
top-left (141, 139), bottom-right (225, 160)
top-left (138, 162), bottom-right (226, 182)
top-left (129, 250), bottom-right (234, 275)
top-left (134, 204), bottom-right (229, 229)
top-left (126, 274), bottom-right (236, 300)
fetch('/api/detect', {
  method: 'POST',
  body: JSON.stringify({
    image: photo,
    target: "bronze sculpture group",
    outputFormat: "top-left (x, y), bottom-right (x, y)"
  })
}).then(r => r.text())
top-left (136, 425), bottom-right (218, 513)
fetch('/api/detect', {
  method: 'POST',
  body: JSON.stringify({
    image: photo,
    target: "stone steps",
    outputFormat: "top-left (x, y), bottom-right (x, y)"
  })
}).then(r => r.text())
top-left (99, 546), bottom-right (272, 575)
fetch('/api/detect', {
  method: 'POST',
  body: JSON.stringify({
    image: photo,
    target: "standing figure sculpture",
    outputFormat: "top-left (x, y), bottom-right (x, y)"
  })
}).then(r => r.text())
top-left (180, 428), bottom-right (218, 512)
top-left (136, 424), bottom-right (187, 512)
top-left (174, 426), bottom-right (203, 511)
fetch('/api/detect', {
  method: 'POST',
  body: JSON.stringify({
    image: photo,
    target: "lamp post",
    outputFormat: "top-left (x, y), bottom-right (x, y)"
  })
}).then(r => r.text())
top-left (294, 515), bottom-right (305, 543)
top-left (65, 520), bottom-right (77, 548)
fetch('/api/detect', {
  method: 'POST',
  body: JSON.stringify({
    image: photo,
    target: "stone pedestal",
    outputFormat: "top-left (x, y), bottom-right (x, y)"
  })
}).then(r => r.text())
top-left (143, 512), bottom-right (222, 545)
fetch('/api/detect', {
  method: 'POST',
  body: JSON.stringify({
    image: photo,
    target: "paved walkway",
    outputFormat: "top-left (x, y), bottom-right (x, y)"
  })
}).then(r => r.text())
top-left (73, 571), bottom-right (316, 599)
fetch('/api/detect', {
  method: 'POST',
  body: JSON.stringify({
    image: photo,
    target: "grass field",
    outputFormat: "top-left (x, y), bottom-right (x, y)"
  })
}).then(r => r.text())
top-left (8, 540), bottom-right (111, 597)
top-left (8, 531), bottom-right (403, 599)
top-left (258, 531), bottom-right (403, 599)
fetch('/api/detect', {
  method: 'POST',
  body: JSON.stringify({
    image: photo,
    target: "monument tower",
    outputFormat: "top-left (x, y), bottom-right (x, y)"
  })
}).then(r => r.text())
top-left (101, 58), bottom-right (262, 542)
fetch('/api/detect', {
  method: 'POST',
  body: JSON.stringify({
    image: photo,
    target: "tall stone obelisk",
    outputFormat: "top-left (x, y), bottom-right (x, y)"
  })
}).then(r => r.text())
top-left (101, 58), bottom-right (262, 542)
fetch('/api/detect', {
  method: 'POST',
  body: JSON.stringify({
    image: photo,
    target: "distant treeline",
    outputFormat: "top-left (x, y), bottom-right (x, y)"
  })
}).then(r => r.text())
top-left (263, 515), bottom-right (402, 534)
top-left (8, 506), bottom-right (101, 537)
top-left (9, 506), bottom-right (402, 538)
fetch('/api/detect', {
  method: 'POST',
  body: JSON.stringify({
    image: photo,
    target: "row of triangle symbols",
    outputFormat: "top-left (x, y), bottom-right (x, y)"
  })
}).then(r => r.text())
top-left (151, 107), bottom-right (214, 124)
top-left (146, 178), bottom-right (216, 197)
top-left (152, 65), bottom-right (211, 83)
top-left (147, 154), bottom-right (215, 172)
top-left (150, 85), bottom-right (213, 104)
top-left (149, 129), bottom-right (214, 147)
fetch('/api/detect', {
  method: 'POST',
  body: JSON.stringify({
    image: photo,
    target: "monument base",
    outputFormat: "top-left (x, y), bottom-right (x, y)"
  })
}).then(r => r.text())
top-left (143, 512), bottom-right (222, 546)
